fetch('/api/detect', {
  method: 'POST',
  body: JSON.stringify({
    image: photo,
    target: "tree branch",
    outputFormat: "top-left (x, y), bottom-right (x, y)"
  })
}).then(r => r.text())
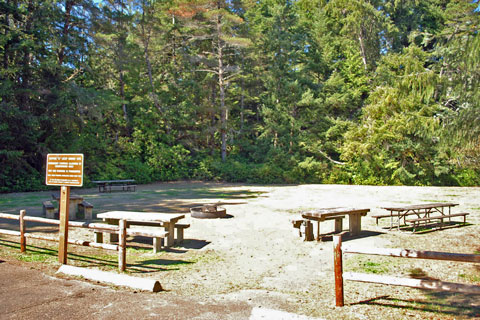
top-left (318, 149), bottom-right (346, 165)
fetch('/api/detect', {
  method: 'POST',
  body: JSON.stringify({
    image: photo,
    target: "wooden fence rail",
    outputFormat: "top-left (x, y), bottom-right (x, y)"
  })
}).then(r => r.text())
top-left (0, 210), bottom-right (128, 271)
top-left (333, 234), bottom-right (480, 307)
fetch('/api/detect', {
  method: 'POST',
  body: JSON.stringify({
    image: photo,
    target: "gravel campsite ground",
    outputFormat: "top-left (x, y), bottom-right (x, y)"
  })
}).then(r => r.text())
top-left (1, 182), bottom-right (479, 319)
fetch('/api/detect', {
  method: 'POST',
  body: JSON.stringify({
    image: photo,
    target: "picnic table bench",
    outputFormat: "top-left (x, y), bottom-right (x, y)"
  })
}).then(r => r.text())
top-left (93, 224), bottom-right (170, 253)
top-left (375, 202), bottom-right (468, 232)
top-left (405, 212), bottom-right (469, 232)
top-left (92, 179), bottom-right (136, 193)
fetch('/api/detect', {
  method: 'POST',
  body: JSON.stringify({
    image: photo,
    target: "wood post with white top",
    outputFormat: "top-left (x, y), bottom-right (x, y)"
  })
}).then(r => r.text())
top-left (118, 219), bottom-right (127, 272)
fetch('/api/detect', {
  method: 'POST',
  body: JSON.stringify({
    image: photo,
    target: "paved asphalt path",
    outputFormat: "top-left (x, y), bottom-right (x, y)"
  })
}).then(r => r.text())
top-left (0, 260), bottom-right (321, 320)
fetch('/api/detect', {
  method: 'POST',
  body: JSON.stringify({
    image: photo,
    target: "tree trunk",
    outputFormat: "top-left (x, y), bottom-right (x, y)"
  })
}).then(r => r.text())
top-left (119, 71), bottom-right (128, 124)
top-left (3, 0), bottom-right (10, 69)
top-left (210, 82), bottom-right (216, 156)
top-left (240, 57), bottom-right (245, 132)
top-left (140, 4), bottom-right (163, 114)
top-left (20, 0), bottom-right (35, 112)
top-left (358, 30), bottom-right (368, 71)
top-left (217, 15), bottom-right (227, 162)
top-left (58, 0), bottom-right (73, 66)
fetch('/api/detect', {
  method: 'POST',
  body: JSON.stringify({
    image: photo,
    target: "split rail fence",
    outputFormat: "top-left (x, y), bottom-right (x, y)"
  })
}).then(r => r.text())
top-left (0, 210), bottom-right (129, 271)
top-left (333, 234), bottom-right (480, 306)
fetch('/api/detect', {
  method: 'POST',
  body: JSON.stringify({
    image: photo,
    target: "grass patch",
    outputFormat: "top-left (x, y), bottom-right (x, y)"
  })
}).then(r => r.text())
top-left (345, 255), bottom-right (394, 274)
top-left (359, 261), bottom-right (389, 274)
top-left (126, 246), bottom-right (151, 254)
top-left (0, 240), bottom-right (59, 264)
top-left (408, 267), bottom-right (428, 278)
top-left (0, 194), bottom-right (50, 208)
top-left (145, 188), bottom-right (262, 200)
top-left (16, 252), bottom-right (51, 263)
top-left (459, 273), bottom-right (480, 283)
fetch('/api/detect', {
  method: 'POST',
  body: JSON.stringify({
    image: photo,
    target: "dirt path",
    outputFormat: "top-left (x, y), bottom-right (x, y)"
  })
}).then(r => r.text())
top-left (1, 182), bottom-right (479, 319)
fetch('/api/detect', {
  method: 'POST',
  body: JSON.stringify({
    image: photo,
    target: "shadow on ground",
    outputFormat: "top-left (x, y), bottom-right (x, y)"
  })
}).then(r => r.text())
top-left (0, 238), bottom-right (204, 274)
top-left (353, 294), bottom-right (480, 318)
top-left (315, 230), bottom-right (385, 242)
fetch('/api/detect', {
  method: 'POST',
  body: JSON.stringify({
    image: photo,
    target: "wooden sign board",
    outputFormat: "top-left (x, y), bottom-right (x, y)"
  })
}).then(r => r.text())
top-left (46, 154), bottom-right (84, 187)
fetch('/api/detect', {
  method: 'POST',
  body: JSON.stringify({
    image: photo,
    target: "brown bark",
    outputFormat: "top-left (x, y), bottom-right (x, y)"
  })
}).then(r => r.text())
top-left (217, 12), bottom-right (227, 162)
top-left (140, 4), bottom-right (163, 114)
top-left (58, 0), bottom-right (74, 65)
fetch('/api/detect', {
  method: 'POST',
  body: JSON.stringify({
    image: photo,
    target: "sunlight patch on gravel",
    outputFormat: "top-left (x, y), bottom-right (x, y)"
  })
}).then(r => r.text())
top-left (249, 307), bottom-right (324, 319)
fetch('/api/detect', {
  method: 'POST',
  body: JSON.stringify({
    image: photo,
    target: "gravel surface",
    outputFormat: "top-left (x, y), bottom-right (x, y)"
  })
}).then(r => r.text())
top-left (1, 182), bottom-right (479, 319)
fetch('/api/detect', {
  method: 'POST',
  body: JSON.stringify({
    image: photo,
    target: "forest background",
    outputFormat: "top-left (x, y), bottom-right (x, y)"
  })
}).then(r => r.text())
top-left (1, 0), bottom-right (480, 192)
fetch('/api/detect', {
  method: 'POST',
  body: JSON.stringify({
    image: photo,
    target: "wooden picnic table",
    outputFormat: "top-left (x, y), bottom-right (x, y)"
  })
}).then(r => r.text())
top-left (91, 179), bottom-right (136, 193)
top-left (379, 202), bottom-right (459, 231)
top-left (96, 211), bottom-right (185, 247)
top-left (301, 207), bottom-right (370, 239)
top-left (51, 193), bottom-right (84, 220)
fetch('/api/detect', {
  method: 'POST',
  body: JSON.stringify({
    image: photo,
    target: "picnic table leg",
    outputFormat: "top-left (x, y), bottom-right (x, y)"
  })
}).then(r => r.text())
top-left (334, 217), bottom-right (343, 233)
top-left (304, 221), bottom-right (314, 241)
top-left (104, 218), bottom-right (118, 243)
top-left (316, 221), bottom-right (320, 241)
top-left (152, 238), bottom-right (163, 253)
top-left (164, 222), bottom-right (175, 247)
top-left (348, 213), bottom-right (361, 235)
top-left (68, 200), bottom-right (79, 221)
top-left (94, 231), bottom-right (103, 243)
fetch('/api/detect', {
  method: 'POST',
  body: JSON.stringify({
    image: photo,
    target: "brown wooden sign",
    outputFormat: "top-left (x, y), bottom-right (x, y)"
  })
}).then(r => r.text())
top-left (46, 154), bottom-right (84, 187)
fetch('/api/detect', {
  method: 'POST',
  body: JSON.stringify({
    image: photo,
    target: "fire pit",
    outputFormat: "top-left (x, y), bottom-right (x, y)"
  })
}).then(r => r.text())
top-left (190, 204), bottom-right (227, 219)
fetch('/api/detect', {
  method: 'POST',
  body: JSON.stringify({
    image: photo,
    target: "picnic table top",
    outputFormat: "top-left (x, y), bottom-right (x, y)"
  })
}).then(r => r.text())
top-left (97, 211), bottom-right (185, 223)
top-left (382, 202), bottom-right (459, 212)
top-left (51, 193), bottom-right (83, 201)
top-left (91, 179), bottom-right (135, 184)
top-left (301, 207), bottom-right (370, 218)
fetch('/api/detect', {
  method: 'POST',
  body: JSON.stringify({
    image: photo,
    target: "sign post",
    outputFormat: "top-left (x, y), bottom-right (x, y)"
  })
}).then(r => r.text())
top-left (58, 185), bottom-right (70, 264)
top-left (46, 153), bottom-right (83, 264)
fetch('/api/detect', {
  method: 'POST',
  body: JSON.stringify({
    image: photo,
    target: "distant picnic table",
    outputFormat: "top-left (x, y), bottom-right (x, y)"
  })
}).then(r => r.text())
top-left (45, 193), bottom-right (93, 220)
top-left (374, 202), bottom-right (468, 232)
top-left (91, 179), bottom-right (136, 193)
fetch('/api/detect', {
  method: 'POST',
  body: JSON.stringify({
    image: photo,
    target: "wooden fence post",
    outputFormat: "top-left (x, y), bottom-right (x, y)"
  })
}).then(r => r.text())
top-left (20, 210), bottom-right (26, 253)
top-left (118, 219), bottom-right (127, 272)
top-left (334, 234), bottom-right (344, 307)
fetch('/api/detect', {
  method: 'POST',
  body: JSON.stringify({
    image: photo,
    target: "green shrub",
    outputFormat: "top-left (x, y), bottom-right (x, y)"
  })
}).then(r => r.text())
top-left (211, 159), bottom-right (254, 182)
top-left (454, 168), bottom-right (480, 186)
top-left (0, 151), bottom-right (45, 192)
top-left (290, 157), bottom-right (327, 183)
top-left (253, 163), bottom-right (285, 184)
top-left (191, 158), bottom-right (216, 181)
top-left (147, 144), bottom-right (191, 181)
